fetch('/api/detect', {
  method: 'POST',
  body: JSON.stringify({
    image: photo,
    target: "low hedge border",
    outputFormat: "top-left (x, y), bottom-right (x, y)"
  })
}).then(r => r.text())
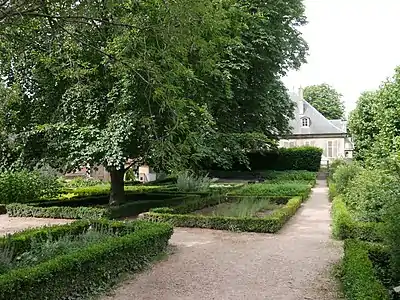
top-left (331, 197), bottom-right (384, 242)
top-left (342, 239), bottom-right (390, 300)
top-left (7, 195), bottom-right (199, 219)
top-left (0, 219), bottom-right (173, 300)
top-left (141, 195), bottom-right (305, 233)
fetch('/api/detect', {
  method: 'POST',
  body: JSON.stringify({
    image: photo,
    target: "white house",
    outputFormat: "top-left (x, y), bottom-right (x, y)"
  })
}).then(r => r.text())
top-left (279, 88), bottom-right (354, 164)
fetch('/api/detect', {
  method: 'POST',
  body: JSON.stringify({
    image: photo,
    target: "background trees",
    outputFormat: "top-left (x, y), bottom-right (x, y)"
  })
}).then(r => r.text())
top-left (303, 83), bottom-right (345, 120)
top-left (0, 0), bottom-right (308, 203)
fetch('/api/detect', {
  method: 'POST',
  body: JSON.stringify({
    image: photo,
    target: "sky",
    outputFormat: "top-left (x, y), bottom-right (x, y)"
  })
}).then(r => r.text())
top-left (283, 0), bottom-right (400, 116)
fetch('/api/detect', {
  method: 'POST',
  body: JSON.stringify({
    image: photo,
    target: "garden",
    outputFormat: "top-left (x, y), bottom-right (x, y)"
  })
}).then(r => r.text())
top-left (0, 147), bottom-right (321, 299)
top-left (328, 159), bottom-right (400, 300)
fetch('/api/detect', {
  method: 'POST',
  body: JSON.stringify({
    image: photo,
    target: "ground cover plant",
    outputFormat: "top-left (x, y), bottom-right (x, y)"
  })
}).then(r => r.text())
top-left (0, 219), bottom-right (172, 300)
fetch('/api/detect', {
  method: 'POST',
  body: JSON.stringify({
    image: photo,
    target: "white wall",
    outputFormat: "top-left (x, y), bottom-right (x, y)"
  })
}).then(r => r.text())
top-left (279, 137), bottom-right (347, 163)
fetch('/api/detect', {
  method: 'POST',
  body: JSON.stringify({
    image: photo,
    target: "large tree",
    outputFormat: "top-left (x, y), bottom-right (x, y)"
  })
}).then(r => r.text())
top-left (348, 91), bottom-right (379, 162)
top-left (303, 83), bottom-right (345, 120)
top-left (0, 0), bottom-right (308, 204)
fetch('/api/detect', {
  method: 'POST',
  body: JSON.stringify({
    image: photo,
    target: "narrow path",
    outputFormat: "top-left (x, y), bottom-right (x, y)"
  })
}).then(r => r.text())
top-left (103, 178), bottom-right (342, 300)
top-left (0, 215), bottom-right (72, 236)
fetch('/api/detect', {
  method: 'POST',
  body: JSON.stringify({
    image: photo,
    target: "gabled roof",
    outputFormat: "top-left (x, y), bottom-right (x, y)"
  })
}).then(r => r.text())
top-left (288, 92), bottom-right (347, 135)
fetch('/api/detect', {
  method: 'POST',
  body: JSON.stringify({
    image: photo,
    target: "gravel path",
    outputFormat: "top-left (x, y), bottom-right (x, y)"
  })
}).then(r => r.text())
top-left (0, 215), bottom-right (72, 236)
top-left (103, 178), bottom-right (343, 300)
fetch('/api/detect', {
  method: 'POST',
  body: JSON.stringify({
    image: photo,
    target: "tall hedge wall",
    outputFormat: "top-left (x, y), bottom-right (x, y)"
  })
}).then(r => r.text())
top-left (203, 146), bottom-right (323, 172)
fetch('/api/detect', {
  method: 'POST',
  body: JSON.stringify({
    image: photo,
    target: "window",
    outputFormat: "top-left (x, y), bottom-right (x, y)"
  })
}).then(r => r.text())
top-left (326, 140), bottom-right (338, 158)
top-left (301, 117), bottom-right (310, 127)
top-left (303, 140), bottom-right (315, 146)
top-left (289, 141), bottom-right (296, 148)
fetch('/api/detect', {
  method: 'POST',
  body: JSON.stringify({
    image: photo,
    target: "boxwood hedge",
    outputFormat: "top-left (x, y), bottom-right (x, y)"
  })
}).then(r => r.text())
top-left (7, 195), bottom-right (199, 219)
top-left (141, 194), bottom-right (306, 233)
top-left (342, 239), bottom-right (389, 300)
top-left (0, 219), bottom-right (173, 300)
top-left (331, 197), bottom-right (384, 242)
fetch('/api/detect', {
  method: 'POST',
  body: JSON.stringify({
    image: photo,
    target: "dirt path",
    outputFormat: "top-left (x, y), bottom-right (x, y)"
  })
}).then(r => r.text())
top-left (0, 215), bottom-right (72, 236)
top-left (103, 178), bottom-right (343, 300)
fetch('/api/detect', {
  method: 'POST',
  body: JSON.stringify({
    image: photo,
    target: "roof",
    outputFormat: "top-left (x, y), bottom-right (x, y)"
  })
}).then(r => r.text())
top-left (288, 92), bottom-right (347, 136)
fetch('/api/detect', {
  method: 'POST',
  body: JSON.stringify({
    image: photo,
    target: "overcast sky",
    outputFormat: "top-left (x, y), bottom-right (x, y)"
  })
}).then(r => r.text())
top-left (283, 0), bottom-right (400, 115)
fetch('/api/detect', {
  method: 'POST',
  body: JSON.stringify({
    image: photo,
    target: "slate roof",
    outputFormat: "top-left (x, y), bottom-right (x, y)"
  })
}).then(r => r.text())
top-left (288, 92), bottom-right (347, 136)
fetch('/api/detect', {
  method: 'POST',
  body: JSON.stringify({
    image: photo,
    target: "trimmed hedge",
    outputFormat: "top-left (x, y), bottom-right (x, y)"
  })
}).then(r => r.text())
top-left (342, 239), bottom-right (390, 300)
top-left (0, 219), bottom-right (173, 300)
top-left (331, 197), bottom-right (384, 242)
top-left (7, 195), bottom-right (199, 219)
top-left (142, 195), bottom-right (305, 233)
top-left (229, 182), bottom-right (312, 198)
top-left (203, 146), bottom-right (323, 172)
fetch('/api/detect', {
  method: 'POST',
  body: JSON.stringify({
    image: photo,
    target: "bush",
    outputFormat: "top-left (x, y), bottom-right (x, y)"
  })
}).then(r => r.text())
top-left (0, 220), bottom-right (173, 300)
top-left (385, 199), bottom-right (400, 283)
top-left (7, 195), bottom-right (197, 219)
top-left (331, 197), bottom-right (384, 242)
top-left (142, 196), bottom-right (304, 233)
top-left (260, 170), bottom-right (317, 181)
top-left (176, 171), bottom-right (212, 192)
top-left (342, 239), bottom-right (389, 300)
top-left (64, 177), bottom-right (107, 188)
top-left (345, 168), bottom-right (400, 222)
top-left (328, 158), bottom-right (349, 179)
top-left (0, 170), bottom-right (61, 204)
top-left (202, 146), bottom-right (323, 172)
top-left (229, 182), bottom-right (312, 198)
top-left (332, 163), bottom-right (363, 196)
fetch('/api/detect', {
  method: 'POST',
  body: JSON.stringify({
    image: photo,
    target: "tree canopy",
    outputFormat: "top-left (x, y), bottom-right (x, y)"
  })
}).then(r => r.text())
top-left (303, 83), bottom-right (345, 120)
top-left (348, 67), bottom-right (400, 166)
top-left (0, 0), bottom-right (308, 203)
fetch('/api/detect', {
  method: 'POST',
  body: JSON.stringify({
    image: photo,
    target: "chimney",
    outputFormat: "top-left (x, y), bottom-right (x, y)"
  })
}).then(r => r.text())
top-left (298, 86), bottom-right (304, 115)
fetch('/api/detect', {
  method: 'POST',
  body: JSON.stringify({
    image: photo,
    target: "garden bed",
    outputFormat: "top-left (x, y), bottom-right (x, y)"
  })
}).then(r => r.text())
top-left (7, 194), bottom-right (200, 219)
top-left (140, 191), bottom-right (308, 233)
top-left (0, 219), bottom-right (173, 300)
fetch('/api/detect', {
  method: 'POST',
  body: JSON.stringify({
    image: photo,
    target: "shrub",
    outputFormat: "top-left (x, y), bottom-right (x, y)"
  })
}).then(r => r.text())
top-left (385, 199), bottom-right (400, 283)
top-left (143, 196), bottom-right (304, 233)
top-left (0, 170), bottom-right (61, 204)
top-left (7, 195), bottom-right (197, 219)
top-left (64, 177), bottom-right (107, 188)
top-left (176, 171), bottom-right (212, 192)
top-left (328, 158), bottom-right (349, 179)
top-left (229, 182), bottom-right (311, 197)
top-left (342, 239), bottom-right (389, 300)
top-left (331, 197), bottom-right (383, 242)
top-left (0, 220), bottom-right (172, 300)
top-left (332, 163), bottom-right (363, 196)
top-left (259, 170), bottom-right (317, 181)
top-left (345, 168), bottom-right (400, 222)
top-left (202, 146), bottom-right (323, 172)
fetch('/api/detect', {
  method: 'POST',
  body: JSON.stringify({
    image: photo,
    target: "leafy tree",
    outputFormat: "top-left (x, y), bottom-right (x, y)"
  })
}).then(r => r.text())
top-left (348, 91), bottom-right (379, 161)
top-left (0, 0), bottom-right (308, 204)
top-left (303, 83), bottom-right (345, 120)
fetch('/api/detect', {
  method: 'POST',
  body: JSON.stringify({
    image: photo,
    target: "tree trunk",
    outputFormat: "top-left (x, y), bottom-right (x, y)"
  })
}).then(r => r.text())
top-left (109, 167), bottom-right (125, 205)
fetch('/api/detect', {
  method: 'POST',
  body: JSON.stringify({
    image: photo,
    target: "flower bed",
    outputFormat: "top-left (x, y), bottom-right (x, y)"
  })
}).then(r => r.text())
top-left (0, 219), bottom-right (173, 300)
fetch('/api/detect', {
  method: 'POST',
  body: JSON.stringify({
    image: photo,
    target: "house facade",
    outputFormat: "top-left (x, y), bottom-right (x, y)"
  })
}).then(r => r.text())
top-left (279, 88), bottom-right (353, 164)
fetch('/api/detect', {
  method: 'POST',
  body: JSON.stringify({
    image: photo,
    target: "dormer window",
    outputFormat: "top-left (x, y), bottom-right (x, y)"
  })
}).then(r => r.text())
top-left (301, 117), bottom-right (310, 127)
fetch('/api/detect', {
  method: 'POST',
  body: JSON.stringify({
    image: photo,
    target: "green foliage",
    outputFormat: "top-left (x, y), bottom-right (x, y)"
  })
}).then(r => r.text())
top-left (7, 194), bottom-right (197, 219)
top-left (384, 199), bottom-right (400, 283)
top-left (328, 158), bottom-right (349, 179)
top-left (143, 196), bottom-right (304, 233)
top-left (0, 0), bottom-right (308, 205)
top-left (176, 171), bottom-right (212, 193)
top-left (342, 239), bottom-right (389, 300)
top-left (303, 83), bottom-right (345, 120)
top-left (64, 177), bottom-right (107, 188)
top-left (230, 183), bottom-right (311, 197)
top-left (345, 168), bottom-right (400, 222)
top-left (0, 170), bottom-right (61, 204)
top-left (0, 220), bottom-right (172, 300)
top-left (204, 198), bottom-right (281, 218)
top-left (205, 147), bottom-right (323, 172)
top-left (260, 170), bottom-right (317, 181)
top-left (331, 197), bottom-right (383, 242)
top-left (332, 163), bottom-right (363, 196)
top-left (348, 91), bottom-right (379, 161)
